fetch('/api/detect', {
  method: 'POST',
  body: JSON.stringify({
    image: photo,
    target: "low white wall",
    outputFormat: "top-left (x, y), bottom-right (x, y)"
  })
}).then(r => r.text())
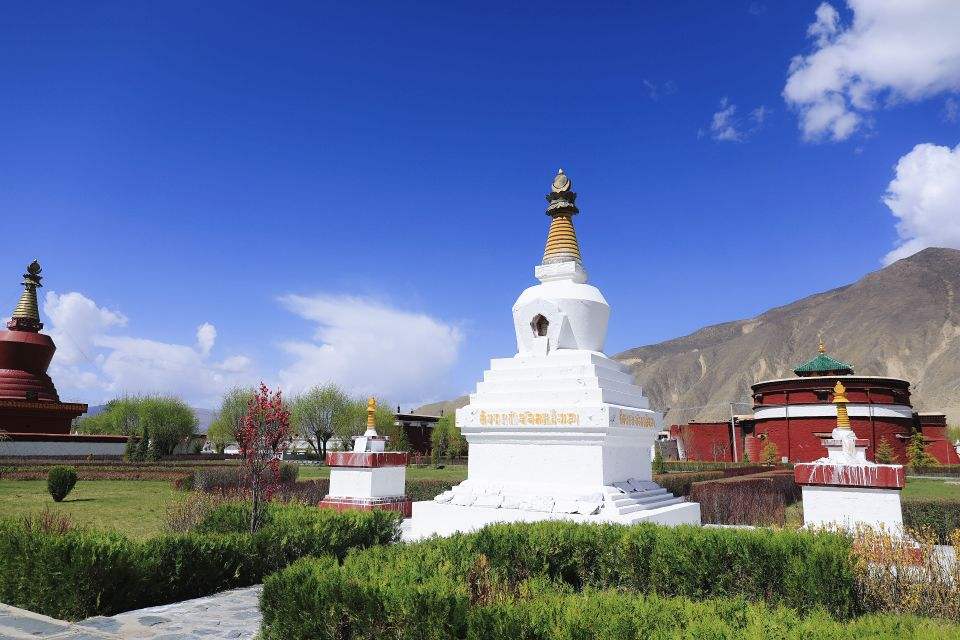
top-left (0, 440), bottom-right (127, 457)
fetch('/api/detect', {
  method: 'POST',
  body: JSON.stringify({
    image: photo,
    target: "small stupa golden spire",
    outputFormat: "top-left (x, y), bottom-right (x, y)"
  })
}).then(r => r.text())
top-left (542, 169), bottom-right (582, 266)
top-left (833, 380), bottom-right (851, 430)
top-left (8, 260), bottom-right (43, 332)
top-left (366, 397), bottom-right (377, 429)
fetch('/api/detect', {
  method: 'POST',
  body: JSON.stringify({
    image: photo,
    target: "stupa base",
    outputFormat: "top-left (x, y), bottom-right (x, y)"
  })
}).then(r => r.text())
top-left (400, 499), bottom-right (700, 542)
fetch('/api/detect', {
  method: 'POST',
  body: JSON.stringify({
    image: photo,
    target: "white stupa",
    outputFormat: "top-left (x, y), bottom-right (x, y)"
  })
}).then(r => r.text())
top-left (403, 170), bottom-right (699, 540)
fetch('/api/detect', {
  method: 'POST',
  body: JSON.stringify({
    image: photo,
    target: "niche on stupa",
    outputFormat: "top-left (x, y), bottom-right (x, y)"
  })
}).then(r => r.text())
top-left (531, 314), bottom-right (549, 337)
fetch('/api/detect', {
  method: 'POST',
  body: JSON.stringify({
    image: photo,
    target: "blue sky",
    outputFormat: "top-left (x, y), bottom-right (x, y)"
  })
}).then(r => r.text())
top-left (1, 1), bottom-right (958, 409)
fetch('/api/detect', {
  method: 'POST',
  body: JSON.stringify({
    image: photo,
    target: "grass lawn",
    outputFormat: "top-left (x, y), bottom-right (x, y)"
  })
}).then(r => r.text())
top-left (902, 477), bottom-right (960, 499)
top-left (0, 464), bottom-right (468, 539)
top-left (0, 479), bottom-right (177, 539)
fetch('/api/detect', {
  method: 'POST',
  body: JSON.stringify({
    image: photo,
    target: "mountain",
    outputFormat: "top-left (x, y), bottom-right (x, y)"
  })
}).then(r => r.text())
top-left (420, 248), bottom-right (960, 425)
top-left (615, 247), bottom-right (960, 425)
top-left (85, 404), bottom-right (217, 433)
top-left (413, 396), bottom-right (469, 417)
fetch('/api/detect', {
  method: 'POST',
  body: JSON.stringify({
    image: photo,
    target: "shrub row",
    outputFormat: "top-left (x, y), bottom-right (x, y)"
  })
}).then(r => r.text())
top-left (259, 519), bottom-right (860, 639)
top-left (187, 473), bottom-right (454, 504)
top-left (689, 469), bottom-right (800, 526)
top-left (262, 557), bottom-right (954, 640)
top-left (909, 464), bottom-right (960, 477)
top-left (653, 465), bottom-right (771, 498)
top-left (661, 460), bottom-right (790, 472)
top-left (0, 458), bottom-right (241, 468)
top-left (0, 503), bottom-right (400, 620)
top-left (902, 498), bottom-right (960, 544)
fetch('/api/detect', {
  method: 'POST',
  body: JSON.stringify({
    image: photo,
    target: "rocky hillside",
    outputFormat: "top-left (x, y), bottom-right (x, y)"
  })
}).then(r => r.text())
top-left (615, 247), bottom-right (960, 425)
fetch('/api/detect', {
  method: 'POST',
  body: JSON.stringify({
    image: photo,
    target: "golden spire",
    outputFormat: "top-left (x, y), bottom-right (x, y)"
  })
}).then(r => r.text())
top-left (367, 397), bottom-right (376, 429)
top-left (8, 260), bottom-right (43, 332)
top-left (542, 169), bottom-right (582, 266)
top-left (818, 337), bottom-right (826, 354)
top-left (833, 380), bottom-right (850, 429)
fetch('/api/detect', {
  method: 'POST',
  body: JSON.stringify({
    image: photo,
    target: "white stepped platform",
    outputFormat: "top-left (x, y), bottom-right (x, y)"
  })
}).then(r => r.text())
top-left (402, 499), bottom-right (700, 542)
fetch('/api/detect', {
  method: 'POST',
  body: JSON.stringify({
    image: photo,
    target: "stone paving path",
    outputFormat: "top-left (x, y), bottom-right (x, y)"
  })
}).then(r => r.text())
top-left (0, 586), bottom-right (262, 640)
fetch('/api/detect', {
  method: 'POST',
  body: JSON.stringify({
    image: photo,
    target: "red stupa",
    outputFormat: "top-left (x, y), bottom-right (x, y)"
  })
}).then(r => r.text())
top-left (0, 261), bottom-right (87, 434)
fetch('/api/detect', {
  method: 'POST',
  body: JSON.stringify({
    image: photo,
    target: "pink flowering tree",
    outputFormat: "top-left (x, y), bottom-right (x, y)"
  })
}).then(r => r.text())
top-left (235, 382), bottom-right (292, 533)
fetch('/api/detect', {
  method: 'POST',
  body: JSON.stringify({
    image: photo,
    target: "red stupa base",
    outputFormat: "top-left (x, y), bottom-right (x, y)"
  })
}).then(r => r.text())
top-left (318, 495), bottom-right (413, 517)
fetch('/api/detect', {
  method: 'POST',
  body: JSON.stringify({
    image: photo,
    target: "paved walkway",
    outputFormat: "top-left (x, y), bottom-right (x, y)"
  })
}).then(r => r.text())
top-left (0, 586), bottom-right (262, 640)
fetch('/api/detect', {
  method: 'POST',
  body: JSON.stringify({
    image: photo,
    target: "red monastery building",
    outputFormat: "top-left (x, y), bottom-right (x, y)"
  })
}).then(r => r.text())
top-left (671, 340), bottom-right (958, 465)
top-left (0, 261), bottom-right (123, 456)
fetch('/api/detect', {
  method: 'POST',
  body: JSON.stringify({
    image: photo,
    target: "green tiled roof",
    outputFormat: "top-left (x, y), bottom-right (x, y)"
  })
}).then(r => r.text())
top-left (794, 353), bottom-right (854, 376)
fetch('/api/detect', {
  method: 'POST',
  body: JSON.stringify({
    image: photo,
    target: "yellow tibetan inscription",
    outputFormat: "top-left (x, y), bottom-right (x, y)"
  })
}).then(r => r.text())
top-left (618, 411), bottom-right (656, 429)
top-left (478, 410), bottom-right (580, 427)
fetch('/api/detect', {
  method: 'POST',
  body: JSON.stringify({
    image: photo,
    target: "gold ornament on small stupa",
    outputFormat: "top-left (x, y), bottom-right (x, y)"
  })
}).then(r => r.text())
top-left (833, 380), bottom-right (851, 429)
top-left (367, 397), bottom-right (377, 429)
top-left (542, 169), bottom-right (582, 266)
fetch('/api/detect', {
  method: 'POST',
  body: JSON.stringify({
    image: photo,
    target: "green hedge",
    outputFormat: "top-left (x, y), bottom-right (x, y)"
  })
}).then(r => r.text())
top-left (0, 503), bottom-right (400, 620)
top-left (262, 556), bottom-right (955, 639)
top-left (903, 498), bottom-right (960, 543)
top-left (261, 520), bottom-right (858, 627)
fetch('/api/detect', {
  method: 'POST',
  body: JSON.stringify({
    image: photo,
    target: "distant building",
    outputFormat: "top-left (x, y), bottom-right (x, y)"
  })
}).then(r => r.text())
top-left (395, 410), bottom-right (439, 454)
top-left (671, 340), bottom-right (958, 465)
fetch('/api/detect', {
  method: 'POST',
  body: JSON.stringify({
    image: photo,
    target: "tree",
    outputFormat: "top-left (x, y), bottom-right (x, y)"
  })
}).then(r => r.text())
top-left (73, 395), bottom-right (196, 457)
top-left (209, 387), bottom-right (254, 454)
top-left (906, 429), bottom-right (938, 469)
top-left (431, 413), bottom-right (467, 461)
top-left (760, 440), bottom-right (780, 465)
top-left (874, 436), bottom-right (898, 464)
top-left (134, 425), bottom-right (150, 462)
top-left (139, 396), bottom-right (197, 457)
top-left (291, 384), bottom-right (348, 460)
top-left (237, 383), bottom-right (292, 533)
top-left (652, 445), bottom-right (666, 474)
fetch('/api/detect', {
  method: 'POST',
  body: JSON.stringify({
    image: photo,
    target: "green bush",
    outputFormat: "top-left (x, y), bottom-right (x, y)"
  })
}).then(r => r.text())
top-left (260, 522), bottom-right (901, 639)
top-left (0, 503), bottom-right (400, 620)
top-left (903, 498), bottom-right (960, 543)
top-left (46, 466), bottom-right (77, 502)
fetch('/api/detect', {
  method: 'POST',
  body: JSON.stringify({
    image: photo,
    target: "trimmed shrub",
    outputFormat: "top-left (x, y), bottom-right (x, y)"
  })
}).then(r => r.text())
top-left (690, 470), bottom-right (800, 526)
top-left (654, 470), bottom-right (725, 497)
top-left (260, 521), bottom-right (864, 638)
top-left (263, 561), bottom-right (956, 640)
top-left (0, 503), bottom-right (400, 620)
top-left (903, 498), bottom-right (960, 544)
top-left (46, 466), bottom-right (77, 502)
top-left (653, 466), bottom-right (769, 498)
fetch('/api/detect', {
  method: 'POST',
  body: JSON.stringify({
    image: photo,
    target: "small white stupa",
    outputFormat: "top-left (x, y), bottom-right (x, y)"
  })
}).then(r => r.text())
top-left (794, 380), bottom-right (905, 532)
top-left (404, 170), bottom-right (700, 540)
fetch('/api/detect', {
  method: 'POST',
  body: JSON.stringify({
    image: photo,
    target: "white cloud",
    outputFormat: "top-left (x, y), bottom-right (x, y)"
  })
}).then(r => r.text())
top-left (703, 98), bottom-right (768, 142)
top-left (196, 322), bottom-right (216, 356)
top-left (882, 142), bottom-right (960, 265)
top-left (276, 294), bottom-right (462, 404)
top-left (784, 1), bottom-right (960, 141)
top-left (44, 292), bottom-right (252, 406)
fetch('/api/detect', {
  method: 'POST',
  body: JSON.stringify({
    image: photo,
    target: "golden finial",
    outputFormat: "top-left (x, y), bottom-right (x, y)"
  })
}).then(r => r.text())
top-left (833, 380), bottom-right (851, 429)
top-left (8, 259), bottom-right (43, 332)
top-left (818, 337), bottom-right (826, 354)
top-left (543, 169), bottom-right (582, 266)
top-left (366, 397), bottom-right (376, 429)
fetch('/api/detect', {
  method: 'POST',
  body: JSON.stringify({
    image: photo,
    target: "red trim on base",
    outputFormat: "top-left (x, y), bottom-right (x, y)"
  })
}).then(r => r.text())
top-left (318, 495), bottom-right (412, 517)
top-left (795, 463), bottom-right (905, 489)
top-left (326, 451), bottom-right (408, 468)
